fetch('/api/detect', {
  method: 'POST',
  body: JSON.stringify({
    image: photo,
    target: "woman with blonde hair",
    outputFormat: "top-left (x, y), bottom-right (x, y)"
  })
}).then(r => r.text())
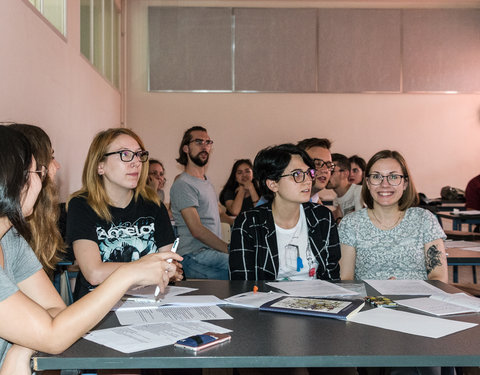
top-left (67, 128), bottom-right (181, 300)
top-left (0, 125), bottom-right (181, 373)
top-left (8, 123), bottom-right (63, 277)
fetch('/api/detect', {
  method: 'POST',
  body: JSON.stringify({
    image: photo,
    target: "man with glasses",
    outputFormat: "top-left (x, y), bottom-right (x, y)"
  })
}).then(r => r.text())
top-left (170, 126), bottom-right (229, 280)
top-left (327, 153), bottom-right (364, 222)
top-left (297, 137), bottom-right (335, 204)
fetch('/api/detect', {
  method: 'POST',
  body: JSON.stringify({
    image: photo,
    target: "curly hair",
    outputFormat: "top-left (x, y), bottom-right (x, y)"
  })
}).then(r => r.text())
top-left (9, 124), bottom-right (65, 276)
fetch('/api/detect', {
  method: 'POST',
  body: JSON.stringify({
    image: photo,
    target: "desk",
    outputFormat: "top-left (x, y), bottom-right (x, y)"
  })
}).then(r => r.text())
top-left (436, 212), bottom-right (480, 231)
top-left (447, 247), bottom-right (480, 283)
top-left (32, 280), bottom-right (480, 372)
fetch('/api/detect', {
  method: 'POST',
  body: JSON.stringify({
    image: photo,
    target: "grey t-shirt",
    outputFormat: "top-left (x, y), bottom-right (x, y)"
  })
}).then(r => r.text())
top-left (0, 228), bottom-right (43, 365)
top-left (170, 172), bottom-right (222, 256)
top-left (339, 207), bottom-right (446, 280)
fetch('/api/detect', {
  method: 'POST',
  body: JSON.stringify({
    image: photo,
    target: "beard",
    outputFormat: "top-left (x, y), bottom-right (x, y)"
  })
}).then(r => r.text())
top-left (189, 150), bottom-right (209, 167)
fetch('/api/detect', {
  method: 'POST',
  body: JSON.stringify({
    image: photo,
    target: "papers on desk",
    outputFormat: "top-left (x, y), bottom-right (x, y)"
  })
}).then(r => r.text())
top-left (349, 307), bottom-right (477, 338)
top-left (396, 293), bottom-right (480, 316)
top-left (113, 295), bottom-right (224, 311)
top-left (365, 280), bottom-right (447, 296)
top-left (455, 210), bottom-right (480, 216)
top-left (85, 321), bottom-right (232, 353)
top-left (267, 280), bottom-right (359, 297)
top-left (224, 291), bottom-right (286, 308)
top-left (444, 240), bottom-right (480, 252)
top-left (116, 305), bottom-right (233, 325)
top-left (125, 285), bottom-right (198, 298)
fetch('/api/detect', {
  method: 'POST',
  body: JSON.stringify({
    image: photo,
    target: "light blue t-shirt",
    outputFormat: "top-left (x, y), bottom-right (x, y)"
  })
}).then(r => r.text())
top-left (170, 172), bottom-right (222, 256)
top-left (0, 228), bottom-right (43, 365)
top-left (339, 207), bottom-right (446, 280)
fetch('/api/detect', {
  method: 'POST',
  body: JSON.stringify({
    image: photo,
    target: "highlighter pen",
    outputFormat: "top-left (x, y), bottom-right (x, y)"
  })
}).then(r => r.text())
top-left (154, 237), bottom-right (179, 300)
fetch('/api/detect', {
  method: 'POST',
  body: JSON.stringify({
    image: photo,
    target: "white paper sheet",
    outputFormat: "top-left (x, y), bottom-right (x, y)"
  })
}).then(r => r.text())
top-left (365, 280), bottom-right (447, 296)
top-left (125, 285), bottom-right (198, 298)
top-left (116, 305), bottom-right (233, 325)
top-left (113, 295), bottom-right (224, 311)
top-left (224, 291), bottom-right (286, 308)
top-left (444, 241), bottom-right (480, 249)
top-left (396, 297), bottom-right (477, 316)
top-left (84, 321), bottom-right (232, 353)
top-left (349, 307), bottom-right (477, 338)
top-left (266, 280), bottom-right (359, 297)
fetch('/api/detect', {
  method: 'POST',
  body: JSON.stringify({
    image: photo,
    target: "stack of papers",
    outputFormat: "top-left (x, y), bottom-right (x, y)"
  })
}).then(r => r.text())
top-left (397, 293), bottom-right (480, 316)
top-left (266, 280), bottom-right (359, 297)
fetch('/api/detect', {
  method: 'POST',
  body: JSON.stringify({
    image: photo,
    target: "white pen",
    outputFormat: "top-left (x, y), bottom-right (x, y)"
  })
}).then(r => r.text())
top-left (154, 237), bottom-right (180, 299)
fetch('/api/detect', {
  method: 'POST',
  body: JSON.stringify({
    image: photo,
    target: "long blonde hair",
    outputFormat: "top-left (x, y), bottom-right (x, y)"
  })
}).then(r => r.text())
top-left (9, 124), bottom-right (64, 276)
top-left (69, 128), bottom-right (159, 222)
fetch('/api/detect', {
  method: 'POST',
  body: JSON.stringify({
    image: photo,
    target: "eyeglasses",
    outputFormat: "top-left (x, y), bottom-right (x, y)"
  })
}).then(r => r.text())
top-left (280, 168), bottom-right (316, 183)
top-left (367, 173), bottom-right (405, 186)
top-left (312, 159), bottom-right (335, 172)
top-left (28, 165), bottom-right (48, 182)
top-left (104, 150), bottom-right (149, 163)
top-left (149, 171), bottom-right (165, 179)
top-left (189, 139), bottom-right (214, 146)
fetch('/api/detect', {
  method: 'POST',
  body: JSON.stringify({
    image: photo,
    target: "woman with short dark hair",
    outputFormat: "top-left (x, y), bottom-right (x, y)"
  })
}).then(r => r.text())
top-left (229, 144), bottom-right (340, 281)
top-left (339, 150), bottom-right (447, 281)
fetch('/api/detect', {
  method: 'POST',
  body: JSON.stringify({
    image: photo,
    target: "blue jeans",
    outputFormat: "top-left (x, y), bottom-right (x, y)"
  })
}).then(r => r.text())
top-left (181, 249), bottom-right (229, 280)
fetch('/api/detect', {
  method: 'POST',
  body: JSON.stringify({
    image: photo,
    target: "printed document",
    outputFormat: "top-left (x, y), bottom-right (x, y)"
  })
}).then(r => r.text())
top-left (224, 291), bottom-right (286, 308)
top-left (365, 280), bottom-right (447, 296)
top-left (125, 285), bottom-right (198, 298)
top-left (116, 305), bottom-right (233, 325)
top-left (84, 321), bottom-right (232, 353)
top-left (267, 280), bottom-right (359, 297)
top-left (349, 307), bottom-right (477, 338)
top-left (397, 293), bottom-right (480, 316)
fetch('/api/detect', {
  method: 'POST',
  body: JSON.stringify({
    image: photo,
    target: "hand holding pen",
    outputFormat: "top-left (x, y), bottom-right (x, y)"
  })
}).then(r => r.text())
top-left (155, 238), bottom-right (180, 300)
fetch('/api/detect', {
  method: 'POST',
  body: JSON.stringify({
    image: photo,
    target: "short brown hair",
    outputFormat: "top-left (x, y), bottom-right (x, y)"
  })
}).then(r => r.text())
top-left (297, 138), bottom-right (331, 151)
top-left (362, 150), bottom-right (419, 211)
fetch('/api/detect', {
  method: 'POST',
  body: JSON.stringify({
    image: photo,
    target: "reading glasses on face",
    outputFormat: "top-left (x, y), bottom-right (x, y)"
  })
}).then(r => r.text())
top-left (313, 159), bottom-right (335, 172)
top-left (280, 168), bottom-right (316, 183)
top-left (28, 165), bottom-right (48, 182)
top-left (104, 150), bottom-right (149, 163)
top-left (367, 173), bottom-right (405, 186)
top-left (190, 139), bottom-right (214, 146)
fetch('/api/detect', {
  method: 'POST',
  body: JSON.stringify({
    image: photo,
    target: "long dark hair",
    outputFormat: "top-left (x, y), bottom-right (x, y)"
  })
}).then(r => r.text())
top-left (0, 125), bottom-right (34, 241)
top-left (219, 159), bottom-right (259, 206)
top-left (176, 126), bottom-right (207, 166)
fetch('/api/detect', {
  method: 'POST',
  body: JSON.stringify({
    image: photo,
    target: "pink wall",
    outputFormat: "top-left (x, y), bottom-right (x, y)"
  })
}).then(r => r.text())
top-left (126, 1), bottom-right (480, 200)
top-left (0, 0), bottom-right (121, 201)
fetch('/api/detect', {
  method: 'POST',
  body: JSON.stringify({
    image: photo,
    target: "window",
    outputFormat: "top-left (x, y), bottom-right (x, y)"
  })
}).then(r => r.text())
top-left (29, 0), bottom-right (66, 35)
top-left (80, 0), bottom-right (121, 88)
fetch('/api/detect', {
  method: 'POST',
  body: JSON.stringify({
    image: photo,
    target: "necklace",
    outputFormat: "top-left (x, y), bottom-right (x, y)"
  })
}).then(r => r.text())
top-left (370, 209), bottom-right (404, 230)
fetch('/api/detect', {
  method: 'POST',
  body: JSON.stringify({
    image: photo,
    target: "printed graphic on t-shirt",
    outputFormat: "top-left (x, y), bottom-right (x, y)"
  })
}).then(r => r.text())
top-left (96, 216), bottom-right (157, 262)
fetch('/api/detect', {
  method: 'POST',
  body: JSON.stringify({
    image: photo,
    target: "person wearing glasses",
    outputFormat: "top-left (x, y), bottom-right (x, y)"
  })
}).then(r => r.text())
top-left (147, 158), bottom-right (167, 202)
top-left (170, 126), bottom-right (229, 280)
top-left (8, 124), bottom-right (64, 277)
top-left (229, 144), bottom-right (341, 281)
top-left (327, 153), bottom-right (364, 222)
top-left (339, 150), bottom-right (447, 282)
top-left (66, 128), bottom-right (182, 300)
top-left (297, 137), bottom-right (335, 204)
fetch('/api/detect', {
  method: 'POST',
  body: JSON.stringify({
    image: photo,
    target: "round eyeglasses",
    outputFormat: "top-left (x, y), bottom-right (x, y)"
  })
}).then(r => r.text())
top-left (312, 158), bottom-right (335, 172)
top-left (104, 150), bottom-right (149, 163)
top-left (28, 165), bottom-right (48, 182)
top-left (367, 173), bottom-right (405, 186)
top-left (280, 168), bottom-right (316, 183)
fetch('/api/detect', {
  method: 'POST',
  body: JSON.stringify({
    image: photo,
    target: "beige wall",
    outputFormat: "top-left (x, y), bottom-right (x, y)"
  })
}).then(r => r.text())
top-left (0, 0), bottom-right (121, 201)
top-left (127, 0), bottom-right (480, 201)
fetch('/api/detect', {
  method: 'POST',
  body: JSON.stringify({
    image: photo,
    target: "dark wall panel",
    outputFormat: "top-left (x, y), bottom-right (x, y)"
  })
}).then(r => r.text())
top-left (317, 9), bottom-right (401, 93)
top-left (403, 9), bottom-right (480, 92)
top-left (234, 8), bottom-right (317, 92)
top-left (148, 7), bottom-right (232, 91)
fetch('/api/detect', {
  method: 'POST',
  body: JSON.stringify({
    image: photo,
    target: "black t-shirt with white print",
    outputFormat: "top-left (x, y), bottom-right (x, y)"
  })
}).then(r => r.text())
top-left (66, 194), bottom-right (174, 300)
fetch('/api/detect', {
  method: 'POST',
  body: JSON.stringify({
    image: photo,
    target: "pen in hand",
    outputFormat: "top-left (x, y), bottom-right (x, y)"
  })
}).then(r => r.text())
top-left (155, 238), bottom-right (179, 300)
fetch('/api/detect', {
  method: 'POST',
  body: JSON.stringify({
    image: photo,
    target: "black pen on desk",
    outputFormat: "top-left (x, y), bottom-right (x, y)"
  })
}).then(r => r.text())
top-left (154, 237), bottom-right (179, 300)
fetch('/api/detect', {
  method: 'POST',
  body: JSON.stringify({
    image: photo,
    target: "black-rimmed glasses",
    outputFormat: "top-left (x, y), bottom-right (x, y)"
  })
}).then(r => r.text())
top-left (312, 158), bottom-right (335, 172)
top-left (104, 150), bottom-right (149, 163)
top-left (367, 173), bottom-right (405, 186)
top-left (189, 139), bottom-right (214, 146)
top-left (28, 165), bottom-right (48, 182)
top-left (280, 168), bottom-right (316, 183)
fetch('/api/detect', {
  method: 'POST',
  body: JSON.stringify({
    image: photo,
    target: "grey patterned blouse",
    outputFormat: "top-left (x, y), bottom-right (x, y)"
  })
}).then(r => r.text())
top-left (338, 207), bottom-right (445, 280)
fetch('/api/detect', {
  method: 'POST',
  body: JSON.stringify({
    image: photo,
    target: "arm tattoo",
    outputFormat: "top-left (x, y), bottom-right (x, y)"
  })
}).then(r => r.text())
top-left (426, 244), bottom-right (443, 275)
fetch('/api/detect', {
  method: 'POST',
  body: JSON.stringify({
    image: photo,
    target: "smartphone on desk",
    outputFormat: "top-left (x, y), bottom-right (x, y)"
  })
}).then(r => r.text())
top-left (174, 332), bottom-right (231, 352)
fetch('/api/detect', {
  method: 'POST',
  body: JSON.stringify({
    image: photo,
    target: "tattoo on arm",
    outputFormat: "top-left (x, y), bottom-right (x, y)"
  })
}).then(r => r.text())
top-left (426, 244), bottom-right (443, 275)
